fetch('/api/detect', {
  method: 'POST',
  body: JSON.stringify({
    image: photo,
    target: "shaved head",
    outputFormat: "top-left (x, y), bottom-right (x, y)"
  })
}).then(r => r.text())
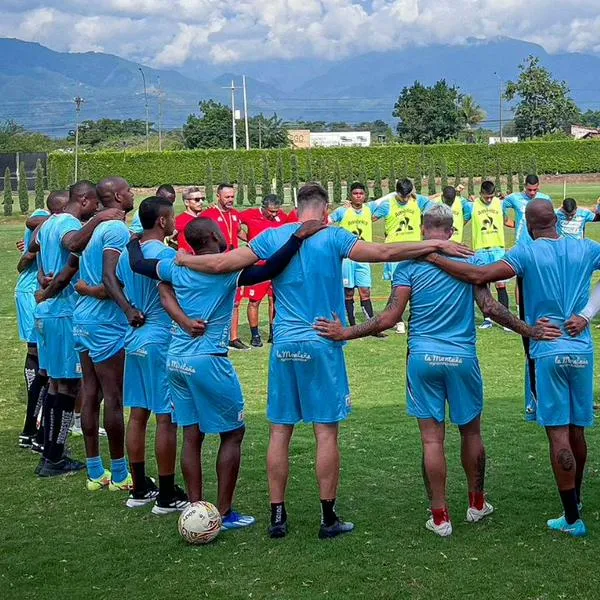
top-left (96, 176), bottom-right (134, 212)
top-left (525, 199), bottom-right (557, 238)
top-left (47, 190), bottom-right (68, 214)
top-left (68, 180), bottom-right (98, 220)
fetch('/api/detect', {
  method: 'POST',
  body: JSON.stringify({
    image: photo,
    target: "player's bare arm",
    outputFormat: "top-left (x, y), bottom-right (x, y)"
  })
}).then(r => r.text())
top-left (158, 283), bottom-right (206, 338)
top-left (349, 239), bottom-right (473, 264)
top-left (474, 285), bottom-right (561, 340)
top-left (74, 280), bottom-right (109, 300)
top-left (35, 254), bottom-right (79, 303)
top-left (17, 250), bottom-right (38, 273)
top-left (427, 254), bottom-right (515, 285)
top-left (25, 213), bottom-right (48, 231)
top-left (62, 208), bottom-right (125, 253)
top-left (314, 286), bottom-right (410, 341)
top-left (102, 250), bottom-right (145, 327)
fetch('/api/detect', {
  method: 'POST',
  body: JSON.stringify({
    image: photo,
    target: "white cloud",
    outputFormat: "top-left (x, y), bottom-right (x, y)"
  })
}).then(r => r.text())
top-left (0, 1), bottom-right (599, 67)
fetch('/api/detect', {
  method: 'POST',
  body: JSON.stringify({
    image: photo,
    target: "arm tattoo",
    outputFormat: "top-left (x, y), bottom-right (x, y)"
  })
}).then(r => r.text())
top-left (475, 286), bottom-right (534, 337)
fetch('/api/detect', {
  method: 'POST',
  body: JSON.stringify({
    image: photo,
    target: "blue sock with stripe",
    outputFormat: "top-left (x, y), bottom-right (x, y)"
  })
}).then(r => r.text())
top-left (111, 457), bottom-right (129, 484)
top-left (87, 456), bottom-right (105, 480)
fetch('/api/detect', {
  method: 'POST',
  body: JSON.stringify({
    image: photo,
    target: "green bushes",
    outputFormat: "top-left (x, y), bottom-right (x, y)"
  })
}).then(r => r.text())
top-left (48, 140), bottom-right (600, 192)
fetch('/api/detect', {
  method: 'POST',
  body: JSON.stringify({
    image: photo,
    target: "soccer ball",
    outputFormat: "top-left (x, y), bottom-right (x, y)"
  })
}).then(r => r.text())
top-left (178, 501), bottom-right (222, 545)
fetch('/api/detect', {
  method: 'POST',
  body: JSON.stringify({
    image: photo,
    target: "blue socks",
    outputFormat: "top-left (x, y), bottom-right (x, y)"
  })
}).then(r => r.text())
top-left (87, 456), bottom-right (105, 480)
top-left (111, 457), bottom-right (129, 484)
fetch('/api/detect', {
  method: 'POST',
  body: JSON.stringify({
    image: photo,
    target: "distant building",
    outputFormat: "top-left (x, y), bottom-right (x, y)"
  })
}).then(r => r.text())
top-left (287, 129), bottom-right (311, 149)
top-left (571, 125), bottom-right (600, 140)
top-left (287, 129), bottom-right (372, 149)
top-left (488, 136), bottom-right (519, 145)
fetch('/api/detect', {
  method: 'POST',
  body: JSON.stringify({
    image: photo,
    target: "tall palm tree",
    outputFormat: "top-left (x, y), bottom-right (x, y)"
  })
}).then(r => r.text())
top-left (460, 95), bottom-right (487, 130)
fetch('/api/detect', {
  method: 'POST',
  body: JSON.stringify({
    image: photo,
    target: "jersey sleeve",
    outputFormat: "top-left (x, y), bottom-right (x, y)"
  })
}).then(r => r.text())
top-left (329, 207), bottom-right (345, 224)
top-left (584, 209), bottom-right (596, 223)
top-left (392, 261), bottom-right (413, 288)
top-left (58, 215), bottom-right (82, 246)
top-left (371, 199), bottom-right (391, 219)
top-left (417, 196), bottom-right (435, 212)
top-left (249, 227), bottom-right (279, 260)
top-left (331, 227), bottom-right (359, 259)
top-left (156, 257), bottom-right (175, 282)
top-left (502, 244), bottom-right (525, 276)
top-left (102, 222), bottom-right (130, 254)
top-left (129, 212), bottom-right (143, 235)
top-left (115, 252), bottom-right (126, 283)
top-left (462, 199), bottom-right (473, 222)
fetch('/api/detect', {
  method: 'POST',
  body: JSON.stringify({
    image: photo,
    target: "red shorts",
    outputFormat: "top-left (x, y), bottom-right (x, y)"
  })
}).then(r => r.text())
top-left (243, 282), bottom-right (272, 302)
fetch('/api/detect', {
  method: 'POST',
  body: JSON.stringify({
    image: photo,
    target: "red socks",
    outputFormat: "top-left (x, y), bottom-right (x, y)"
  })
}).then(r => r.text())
top-left (469, 492), bottom-right (485, 510)
top-left (432, 506), bottom-right (450, 525)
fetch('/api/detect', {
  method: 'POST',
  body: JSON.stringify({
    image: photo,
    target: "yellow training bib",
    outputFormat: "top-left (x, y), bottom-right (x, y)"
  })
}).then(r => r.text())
top-left (432, 196), bottom-right (465, 243)
top-left (339, 205), bottom-right (373, 242)
top-left (472, 197), bottom-right (505, 250)
top-left (384, 198), bottom-right (422, 243)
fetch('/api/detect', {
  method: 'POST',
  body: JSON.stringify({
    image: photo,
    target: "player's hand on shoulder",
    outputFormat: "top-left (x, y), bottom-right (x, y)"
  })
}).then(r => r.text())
top-left (533, 318), bottom-right (563, 341)
top-left (564, 315), bottom-right (588, 337)
top-left (436, 240), bottom-right (474, 258)
top-left (98, 208), bottom-right (126, 222)
top-left (313, 313), bottom-right (346, 341)
top-left (294, 219), bottom-right (327, 241)
top-left (175, 249), bottom-right (191, 265)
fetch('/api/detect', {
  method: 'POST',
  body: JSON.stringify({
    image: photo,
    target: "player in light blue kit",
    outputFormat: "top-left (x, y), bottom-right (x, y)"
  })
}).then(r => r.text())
top-left (15, 191), bottom-right (67, 449)
top-left (116, 197), bottom-right (195, 513)
top-left (128, 216), bottom-right (324, 529)
top-left (426, 199), bottom-right (600, 538)
top-left (72, 177), bottom-right (139, 492)
top-left (129, 184), bottom-right (176, 234)
top-left (176, 182), bottom-right (473, 540)
top-left (32, 181), bottom-right (123, 477)
top-left (314, 204), bottom-right (558, 537)
top-left (555, 197), bottom-right (600, 239)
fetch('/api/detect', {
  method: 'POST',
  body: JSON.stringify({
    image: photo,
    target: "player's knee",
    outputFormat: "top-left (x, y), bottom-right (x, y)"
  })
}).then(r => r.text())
top-left (221, 425), bottom-right (245, 445)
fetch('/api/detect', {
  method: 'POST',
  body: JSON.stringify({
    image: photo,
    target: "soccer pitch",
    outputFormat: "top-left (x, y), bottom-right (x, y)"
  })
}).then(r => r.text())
top-left (2, 197), bottom-right (600, 600)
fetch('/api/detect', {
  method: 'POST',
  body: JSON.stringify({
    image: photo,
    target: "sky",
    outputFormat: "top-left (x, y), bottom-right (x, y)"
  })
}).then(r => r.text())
top-left (1, 1), bottom-right (600, 68)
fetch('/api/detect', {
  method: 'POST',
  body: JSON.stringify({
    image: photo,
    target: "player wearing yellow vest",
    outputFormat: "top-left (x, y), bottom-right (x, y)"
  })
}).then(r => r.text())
top-left (431, 186), bottom-right (473, 243)
top-left (329, 183), bottom-right (385, 336)
top-left (373, 179), bottom-right (434, 333)
top-left (472, 181), bottom-right (511, 329)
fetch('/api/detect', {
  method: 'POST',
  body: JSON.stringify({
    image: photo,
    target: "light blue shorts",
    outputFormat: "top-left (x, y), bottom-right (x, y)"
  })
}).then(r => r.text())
top-left (383, 262), bottom-right (399, 281)
top-left (15, 291), bottom-right (37, 343)
top-left (268, 340), bottom-right (351, 425)
top-left (407, 353), bottom-right (483, 425)
top-left (124, 344), bottom-right (171, 415)
top-left (534, 354), bottom-right (594, 427)
top-left (167, 354), bottom-right (245, 433)
top-left (36, 316), bottom-right (81, 380)
top-left (342, 259), bottom-right (372, 289)
top-left (73, 321), bottom-right (127, 364)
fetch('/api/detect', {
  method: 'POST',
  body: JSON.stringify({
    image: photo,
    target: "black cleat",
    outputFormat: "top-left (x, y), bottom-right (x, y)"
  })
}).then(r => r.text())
top-left (268, 521), bottom-right (288, 539)
top-left (38, 457), bottom-right (86, 477)
top-left (31, 440), bottom-right (44, 454)
top-left (318, 518), bottom-right (355, 539)
top-left (250, 335), bottom-right (263, 348)
top-left (34, 456), bottom-right (45, 475)
top-left (229, 338), bottom-right (250, 351)
top-left (19, 434), bottom-right (34, 449)
top-left (126, 477), bottom-right (159, 508)
top-left (152, 484), bottom-right (190, 515)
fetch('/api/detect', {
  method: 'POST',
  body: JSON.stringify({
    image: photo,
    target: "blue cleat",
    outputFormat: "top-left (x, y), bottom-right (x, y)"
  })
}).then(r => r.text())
top-left (546, 515), bottom-right (587, 538)
top-left (319, 518), bottom-right (355, 539)
top-left (221, 510), bottom-right (256, 530)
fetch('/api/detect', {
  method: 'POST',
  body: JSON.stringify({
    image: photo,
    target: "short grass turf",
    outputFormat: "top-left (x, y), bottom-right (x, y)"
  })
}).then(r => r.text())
top-left (2, 196), bottom-right (600, 600)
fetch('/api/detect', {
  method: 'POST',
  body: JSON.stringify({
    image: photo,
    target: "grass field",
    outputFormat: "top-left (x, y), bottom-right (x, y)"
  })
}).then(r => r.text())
top-left (3, 188), bottom-right (600, 600)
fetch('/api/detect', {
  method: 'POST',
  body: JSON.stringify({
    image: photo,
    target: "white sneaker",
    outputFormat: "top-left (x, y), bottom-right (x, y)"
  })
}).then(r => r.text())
top-left (425, 517), bottom-right (452, 537)
top-left (70, 424), bottom-right (83, 437)
top-left (503, 327), bottom-right (515, 333)
top-left (466, 501), bottom-right (495, 523)
top-left (395, 321), bottom-right (406, 334)
top-left (478, 319), bottom-right (493, 330)
top-left (98, 427), bottom-right (107, 437)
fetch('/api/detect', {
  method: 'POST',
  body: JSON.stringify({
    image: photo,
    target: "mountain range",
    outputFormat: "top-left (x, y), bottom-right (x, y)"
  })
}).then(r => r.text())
top-left (1, 36), bottom-right (599, 137)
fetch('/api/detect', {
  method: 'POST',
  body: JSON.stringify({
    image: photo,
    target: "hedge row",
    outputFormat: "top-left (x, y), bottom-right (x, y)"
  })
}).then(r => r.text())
top-left (48, 140), bottom-right (600, 189)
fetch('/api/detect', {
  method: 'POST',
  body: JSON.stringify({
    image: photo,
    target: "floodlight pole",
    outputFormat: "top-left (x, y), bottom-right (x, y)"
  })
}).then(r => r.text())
top-left (74, 96), bottom-right (84, 182)
top-left (139, 67), bottom-right (149, 151)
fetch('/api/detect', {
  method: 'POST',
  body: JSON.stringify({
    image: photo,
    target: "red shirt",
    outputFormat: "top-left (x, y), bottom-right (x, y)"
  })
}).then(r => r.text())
top-left (286, 209), bottom-right (299, 223)
top-left (201, 206), bottom-right (242, 250)
top-left (240, 208), bottom-right (287, 241)
top-left (174, 212), bottom-right (197, 253)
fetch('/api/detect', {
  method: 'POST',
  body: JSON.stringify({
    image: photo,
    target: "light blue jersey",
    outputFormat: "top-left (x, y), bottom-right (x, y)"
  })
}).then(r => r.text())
top-left (117, 240), bottom-right (176, 351)
top-left (129, 210), bottom-right (143, 235)
top-left (15, 209), bottom-right (49, 294)
top-left (371, 193), bottom-right (434, 219)
top-left (460, 198), bottom-right (474, 223)
top-left (503, 237), bottom-right (600, 358)
top-left (157, 257), bottom-right (240, 356)
top-left (503, 192), bottom-right (552, 245)
top-left (556, 208), bottom-right (597, 240)
top-left (393, 257), bottom-right (480, 356)
top-left (249, 224), bottom-right (358, 343)
top-left (35, 213), bottom-right (82, 318)
top-left (73, 220), bottom-right (130, 325)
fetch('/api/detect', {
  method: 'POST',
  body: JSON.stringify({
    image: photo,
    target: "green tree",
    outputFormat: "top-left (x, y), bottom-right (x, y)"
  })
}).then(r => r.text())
top-left (48, 164), bottom-right (60, 191)
top-left (393, 80), bottom-right (464, 144)
top-left (333, 160), bottom-right (342, 205)
top-left (318, 158), bottom-right (328, 188)
top-left (388, 160), bottom-right (397, 194)
top-left (68, 119), bottom-right (152, 148)
top-left (374, 164), bottom-right (383, 199)
top-left (427, 159), bottom-right (437, 195)
top-left (205, 160), bottom-right (214, 203)
top-left (183, 100), bottom-right (236, 149)
top-left (360, 163), bottom-right (369, 196)
top-left (290, 154), bottom-right (300, 194)
top-left (415, 162), bottom-right (424, 194)
top-left (504, 56), bottom-right (579, 139)
top-left (276, 153), bottom-right (285, 202)
top-left (467, 166), bottom-right (475, 197)
top-left (454, 160), bottom-right (462, 189)
top-left (262, 155), bottom-right (271, 199)
top-left (440, 157), bottom-right (449, 190)
top-left (306, 154), bottom-right (314, 181)
top-left (399, 157), bottom-right (409, 181)
top-left (18, 161), bottom-right (29, 214)
top-left (236, 163), bottom-right (245, 207)
top-left (4, 167), bottom-right (13, 216)
top-left (494, 156), bottom-right (503, 194)
top-left (517, 163), bottom-right (525, 192)
top-left (35, 159), bottom-right (45, 209)
top-left (530, 156), bottom-right (538, 176)
top-left (247, 165), bottom-right (257, 206)
top-left (460, 95), bottom-right (487, 141)
top-left (250, 114), bottom-right (288, 149)
top-left (345, 163), bottom-right (354, 195)
top-left (506, 158), bottom-right (514, 195)
top-left (220, 158), bottom-right (230, 186)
